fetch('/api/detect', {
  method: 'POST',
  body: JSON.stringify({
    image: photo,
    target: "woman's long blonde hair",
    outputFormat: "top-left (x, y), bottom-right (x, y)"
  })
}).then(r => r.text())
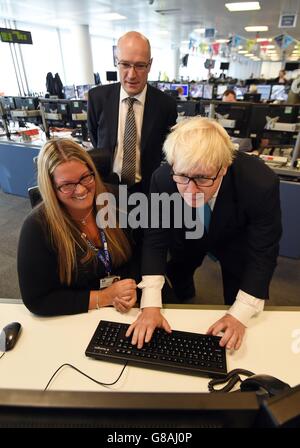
top-left (37, 138), bottom-right (131, 285)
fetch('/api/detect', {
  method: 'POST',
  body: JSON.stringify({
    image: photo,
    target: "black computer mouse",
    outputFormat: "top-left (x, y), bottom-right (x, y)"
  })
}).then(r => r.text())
top-left (0, 322), bottom-right (22, 352)
top-left (240, 374), bottom-right (291, 397)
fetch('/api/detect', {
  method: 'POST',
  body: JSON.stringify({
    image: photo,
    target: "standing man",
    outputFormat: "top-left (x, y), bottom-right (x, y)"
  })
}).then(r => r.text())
top-left (87, 31), bottom-right (178, 193)
top-left (126, 117), bottom-right (282, 351)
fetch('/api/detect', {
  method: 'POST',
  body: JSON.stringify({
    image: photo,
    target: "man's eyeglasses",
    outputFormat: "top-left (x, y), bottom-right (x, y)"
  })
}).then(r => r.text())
top-left (117, 61), bottom-right (151, 72)
top-left (56, 172), bottom-right (95, 194)
top-left (171, 166), bottom-right (222, 187)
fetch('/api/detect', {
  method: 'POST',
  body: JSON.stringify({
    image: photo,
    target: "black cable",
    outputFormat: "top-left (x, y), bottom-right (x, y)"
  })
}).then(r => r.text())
top-left (208, 368), bottom-right (255, 393)
top-left (0, 352), bottom-right (5, 360)
top-left (44, 361), bottom-right (128, 391)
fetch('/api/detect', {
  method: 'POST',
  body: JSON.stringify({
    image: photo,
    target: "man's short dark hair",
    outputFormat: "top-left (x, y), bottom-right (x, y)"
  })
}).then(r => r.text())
top-left (223, 89), bottom-right (236, 98)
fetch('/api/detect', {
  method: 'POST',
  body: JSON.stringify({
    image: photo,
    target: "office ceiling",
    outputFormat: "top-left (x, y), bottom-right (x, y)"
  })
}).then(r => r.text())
top-left (1, 0), bottom-right (300, 54)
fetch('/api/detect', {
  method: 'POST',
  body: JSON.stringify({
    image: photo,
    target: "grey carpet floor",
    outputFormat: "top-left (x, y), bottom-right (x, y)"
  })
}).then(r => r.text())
top-left (0, 189), bottom-right (299, 305)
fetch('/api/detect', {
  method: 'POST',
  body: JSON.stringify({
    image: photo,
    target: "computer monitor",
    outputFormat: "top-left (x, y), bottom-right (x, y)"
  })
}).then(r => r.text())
top-left (148, 80), bottom-right (157, 88)
top-left (243, 93), bottom-right (261, 103)
top-left (170, 83), bottom-right (189, 98)
top-left (14, 97), bottom-right (24, 110)
top-left (203, 84), bottom-right (213, 100)
top-left (220, 62), bottom-right (230, 70)
top-left (0, 389), bottom-right (261, 428)
top-left (0, 96), bottom-right (16, 111)
top-left (21, 97), bottom-right (39, 110)
top-left (76, 85), bottom-right (93, 100)
top-left (256, 85), bottom-right (271, 101)
top-left (63, 85), bottom-right (76, 100)
top-left (216, 84), bottom-right (228, 99)
top-left (69, 100), bottom-right (87, 116)
top-left (214, 101), bottom-right (252, 137)
top-left (233, 86), bottom-right (248, 100)
top-left (157, 82), bottom-right (171, 92)
top-left (284, 62), bottom-right (299, 71)
top-left (41, 99), bottom-right (71, 127)
top-left (189, 83), bottom-right (204, 99)
top-left (176, 100), bottom-right (199, 117)
top-left (9, 97), bottom-right (40, 125)
top-left (248, 103), bottom-right (299, 140)
top-left (106, 71), bottom-right (117, 82)
top-left (270, 85), bottom-right (289, 102)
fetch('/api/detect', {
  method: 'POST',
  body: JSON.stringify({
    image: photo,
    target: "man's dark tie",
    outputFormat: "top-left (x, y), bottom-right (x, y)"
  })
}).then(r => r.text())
top-left (204, 203), bottom-right (218, 261)
top-left (121, 97), bottom-right (137, 186)
top-left (204, 202), bottom-right (212, 232)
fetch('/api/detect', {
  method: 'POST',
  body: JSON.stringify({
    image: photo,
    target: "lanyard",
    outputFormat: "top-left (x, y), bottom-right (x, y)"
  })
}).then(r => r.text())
top-left (82, 229), bottom-right (112, 275)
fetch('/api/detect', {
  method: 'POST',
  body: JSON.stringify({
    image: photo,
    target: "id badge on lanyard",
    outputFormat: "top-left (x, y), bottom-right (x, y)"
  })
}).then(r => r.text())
top-left (82, 230), bottom-right (120, 289)
top-left (97, 230), bottom-right (120, 289)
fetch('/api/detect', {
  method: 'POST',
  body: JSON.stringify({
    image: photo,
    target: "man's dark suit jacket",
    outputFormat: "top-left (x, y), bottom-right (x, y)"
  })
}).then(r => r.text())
top-left (141, 152), bottom-right (282, 302)
top-left (87, 82), bottom-right (178, 193)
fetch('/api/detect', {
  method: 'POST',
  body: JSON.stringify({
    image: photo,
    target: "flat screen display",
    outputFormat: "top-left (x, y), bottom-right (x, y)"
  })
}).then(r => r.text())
top-left (220, 62), bottom-right (229, 70)
top-left (203, 84), bottom-right (213, 100)
top-left (157, 82), bottom-right (171, 92)
top-left (106, 71), bottom-right (117, 81)
top-left (270, 85), bottom-right (288, 102)
top-left (233, 86), bottom-right (248, 100)
top-left (63, 85), bottom-right (76, 100)
top-left (170, 83), bottom-right (189, 98)
top-left (76, 85), bottom-right (92, 99)
top-left (189, 83), bottom-right (204, 98)
top-left (216, 85), bottom-right (227, 98)
top-left (256, 85), bottom-right (271, 101)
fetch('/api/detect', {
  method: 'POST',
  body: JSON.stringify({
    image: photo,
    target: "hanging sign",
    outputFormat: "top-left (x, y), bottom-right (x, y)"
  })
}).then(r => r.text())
top-left (278, 13), bottom-right (297, 28)
top-left (0, 28), bottom-right (33, 44)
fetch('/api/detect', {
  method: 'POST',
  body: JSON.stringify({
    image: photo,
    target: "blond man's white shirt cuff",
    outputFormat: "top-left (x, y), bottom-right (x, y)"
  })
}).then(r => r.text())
top-left (227, 289), bottom-right (265, 327)
top-left (138, 275), bottom-right (164, 309)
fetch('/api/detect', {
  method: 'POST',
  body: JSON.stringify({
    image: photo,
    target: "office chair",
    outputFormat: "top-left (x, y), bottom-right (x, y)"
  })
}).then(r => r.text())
top-left (28, 149), bottom-right (119, 208)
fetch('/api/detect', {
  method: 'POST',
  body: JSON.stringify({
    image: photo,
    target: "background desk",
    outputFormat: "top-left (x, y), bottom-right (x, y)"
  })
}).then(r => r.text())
top-left (0, 302), bottom-right (300, 392)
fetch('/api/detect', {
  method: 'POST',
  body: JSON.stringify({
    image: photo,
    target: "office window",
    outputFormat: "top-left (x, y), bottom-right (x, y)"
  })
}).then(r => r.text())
top-left (16, 22), bottom-right (65, 94)
top-left (0, 41), bottom-right (20, 95)
top-left (91, 35), bottom-right (116, 85)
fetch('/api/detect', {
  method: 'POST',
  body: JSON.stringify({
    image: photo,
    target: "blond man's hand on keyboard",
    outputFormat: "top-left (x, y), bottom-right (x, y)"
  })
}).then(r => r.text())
top-left (126, 307), bottom-right (172, 349)
top-left (206, 314), bottom-right (246, 351)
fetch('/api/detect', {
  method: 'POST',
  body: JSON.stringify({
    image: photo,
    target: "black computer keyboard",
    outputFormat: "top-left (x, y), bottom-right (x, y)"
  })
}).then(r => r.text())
top-left (85, 320), bottom-right (227, 378)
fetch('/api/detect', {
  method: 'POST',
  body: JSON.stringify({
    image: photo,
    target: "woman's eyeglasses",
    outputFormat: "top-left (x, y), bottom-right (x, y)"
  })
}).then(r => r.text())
top-left (56, 172), bottom-right (95, 194)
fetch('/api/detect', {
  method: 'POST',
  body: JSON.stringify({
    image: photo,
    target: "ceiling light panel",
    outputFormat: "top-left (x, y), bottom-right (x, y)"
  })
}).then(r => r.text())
top-left (225, 2), bottom-right (260, 12)
top-left (245, 26), bottom-right (268, 31)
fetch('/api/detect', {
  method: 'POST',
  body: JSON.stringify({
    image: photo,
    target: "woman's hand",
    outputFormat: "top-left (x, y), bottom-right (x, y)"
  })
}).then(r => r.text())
top-left (206, 314), bottom-right (246, 350)
top-left (126, 307), bottom-right (172, 348)
top-left (104, 279), bottom-right (137, 312)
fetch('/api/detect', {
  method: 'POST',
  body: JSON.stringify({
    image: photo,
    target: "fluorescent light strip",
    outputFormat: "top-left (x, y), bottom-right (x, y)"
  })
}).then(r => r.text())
top-left (98, 13), bottom-right (126, 20)
top-left (245, 26), bottom-right (268, 32)
top-left (256, 38), bottom-right (272, 42)
top-left (225, 2), bottom-right (260, 11)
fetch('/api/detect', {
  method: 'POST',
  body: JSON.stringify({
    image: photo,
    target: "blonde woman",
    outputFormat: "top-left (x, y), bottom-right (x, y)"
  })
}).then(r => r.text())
top-left (17, 138), bottom-right (137, 316)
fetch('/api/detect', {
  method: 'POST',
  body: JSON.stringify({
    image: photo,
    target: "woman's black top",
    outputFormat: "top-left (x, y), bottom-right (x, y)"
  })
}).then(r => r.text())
top-left (17, 207), bottom-right (137, 316)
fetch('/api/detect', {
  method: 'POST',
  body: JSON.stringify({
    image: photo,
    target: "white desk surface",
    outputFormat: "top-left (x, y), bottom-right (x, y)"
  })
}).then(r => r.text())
top-left (0, 302), bottom-right (300, 392)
